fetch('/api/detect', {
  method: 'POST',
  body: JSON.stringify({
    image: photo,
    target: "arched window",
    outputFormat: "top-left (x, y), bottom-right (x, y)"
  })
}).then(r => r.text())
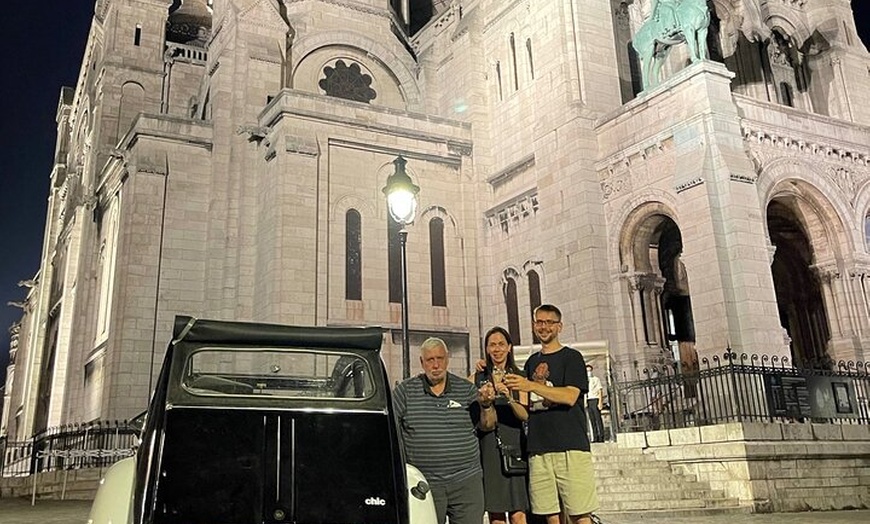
top-left (528, 270), bottom-right (542, 343)
top-left (345, 209), bottom-right (362, 300)
top-left (134, 24), bottom-right (142, 46)
top-left (526, 38), bottom-right (535, 80)
top-left (319, 60), bottom-right (377, 104)
top-left (118, 82), bottom-right (145, 142)
top-left (430, 218), bottom-right (447, 306)
top-left (505, 277), bottom-right (521, 345)
top-left (388, 215), bottom-right (402, 303)
top-left (509, 33), bottom-right (519, 90)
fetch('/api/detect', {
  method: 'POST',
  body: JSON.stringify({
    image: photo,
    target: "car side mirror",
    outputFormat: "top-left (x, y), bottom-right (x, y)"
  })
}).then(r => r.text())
top-left (410, 480), bottom-right (430, 500)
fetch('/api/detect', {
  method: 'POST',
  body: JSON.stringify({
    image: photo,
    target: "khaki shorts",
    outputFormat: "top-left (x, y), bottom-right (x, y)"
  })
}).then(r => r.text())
top-left (528, 450), bottom-right (599, 516)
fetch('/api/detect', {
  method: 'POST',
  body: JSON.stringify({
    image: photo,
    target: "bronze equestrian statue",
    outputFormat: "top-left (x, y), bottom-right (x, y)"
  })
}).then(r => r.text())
top-left (632, 0), bottom-right (711, 90)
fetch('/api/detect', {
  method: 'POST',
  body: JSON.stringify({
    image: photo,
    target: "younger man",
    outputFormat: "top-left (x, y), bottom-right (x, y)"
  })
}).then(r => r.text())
top-left (503, 305), bottom-right (599, 524)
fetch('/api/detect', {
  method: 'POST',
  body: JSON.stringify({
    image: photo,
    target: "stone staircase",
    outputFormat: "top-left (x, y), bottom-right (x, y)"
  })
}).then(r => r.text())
top-left (591, 442), bottom-right (751, 518)
top-left (0, 468), bottom-right (102, 500)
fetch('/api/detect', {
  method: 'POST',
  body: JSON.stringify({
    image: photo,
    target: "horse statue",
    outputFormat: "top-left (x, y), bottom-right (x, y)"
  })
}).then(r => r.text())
top-left (631, 0), bottom-right (711, 90)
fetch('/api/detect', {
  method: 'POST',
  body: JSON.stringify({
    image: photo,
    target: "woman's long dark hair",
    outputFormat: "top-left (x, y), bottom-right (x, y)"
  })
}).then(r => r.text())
top-left (483, 326), bottom-right (521, 374)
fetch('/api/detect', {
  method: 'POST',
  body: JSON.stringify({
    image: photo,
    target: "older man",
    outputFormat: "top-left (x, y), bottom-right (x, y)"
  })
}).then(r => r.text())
top-left (393, 337), bottom-right (497, 524)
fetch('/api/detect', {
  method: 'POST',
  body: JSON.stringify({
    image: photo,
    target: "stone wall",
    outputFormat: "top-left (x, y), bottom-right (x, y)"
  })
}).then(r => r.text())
top-left (618, 422), bottom-right (870, 512)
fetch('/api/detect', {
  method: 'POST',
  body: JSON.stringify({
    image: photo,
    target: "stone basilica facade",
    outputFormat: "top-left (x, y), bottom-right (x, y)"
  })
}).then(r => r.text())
top-left (2, 0), bottom-right (869, 439)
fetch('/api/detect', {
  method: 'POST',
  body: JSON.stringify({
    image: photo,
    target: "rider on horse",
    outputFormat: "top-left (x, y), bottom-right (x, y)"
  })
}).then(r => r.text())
top-left (651, 0), bottom-right (680, 36)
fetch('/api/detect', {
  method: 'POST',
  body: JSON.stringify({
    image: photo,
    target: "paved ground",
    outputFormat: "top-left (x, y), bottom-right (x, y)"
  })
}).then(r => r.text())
top-left (598, 509), bottom-right (870, 523)
top-left (0, 497), bottom-right (868, 523)
top-left (0, 497), bottom-right (92, 524)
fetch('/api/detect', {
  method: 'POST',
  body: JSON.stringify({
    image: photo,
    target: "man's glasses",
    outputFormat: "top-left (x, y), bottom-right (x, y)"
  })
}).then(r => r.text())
top-left (533, 319), bottom-right (560, 327)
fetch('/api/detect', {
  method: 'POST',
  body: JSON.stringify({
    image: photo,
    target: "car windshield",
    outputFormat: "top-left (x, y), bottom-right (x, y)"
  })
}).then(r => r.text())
top-left (182, 348), bottom-right (375, 400)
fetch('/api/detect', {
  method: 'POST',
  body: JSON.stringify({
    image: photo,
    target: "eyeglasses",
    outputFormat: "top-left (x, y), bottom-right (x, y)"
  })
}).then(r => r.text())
top-left (533, 319), bottom-right (560, 327)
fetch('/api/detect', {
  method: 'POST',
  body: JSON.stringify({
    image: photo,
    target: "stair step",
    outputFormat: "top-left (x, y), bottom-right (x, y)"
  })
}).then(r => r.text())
top-left (598, 504), bottom-right (754, 521)
top-left (590, 441), bottom-right (743, 514)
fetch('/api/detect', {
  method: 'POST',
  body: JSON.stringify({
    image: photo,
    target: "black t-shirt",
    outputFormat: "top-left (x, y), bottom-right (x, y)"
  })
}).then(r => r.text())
top-left (523, 346), bottom-right (590, 454)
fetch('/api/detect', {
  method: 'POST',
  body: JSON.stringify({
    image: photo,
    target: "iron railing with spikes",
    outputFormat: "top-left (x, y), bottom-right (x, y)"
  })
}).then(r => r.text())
top-left (613, 348), bottom-right (869, 433)
top-left (0, 419), bottom-right (140, 477)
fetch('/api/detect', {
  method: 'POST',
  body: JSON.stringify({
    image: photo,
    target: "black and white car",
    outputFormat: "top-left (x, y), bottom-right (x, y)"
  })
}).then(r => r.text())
top-left (88, 315), bottom-right (437, 524)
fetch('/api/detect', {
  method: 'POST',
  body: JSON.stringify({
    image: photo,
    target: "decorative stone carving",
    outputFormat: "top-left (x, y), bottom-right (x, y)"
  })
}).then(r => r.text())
top-left (237, 125), bottom-right (270, 142)
top-left (447, 140), bottom-right (473, 157)
top-left (675, 176), bottom-right (704, 193)
top-left (814, 264), bottom-right (841, 284)
top-left (730, 172), bottom-right (758, 184)
top-left (830, 167), bottom-right (858, 207)
top-left (485, 190), bottom-right (540, 234)
top-left (742, 124), bottom-right (870, 169)
top-left (600, 161), bottom-right (632, 201)
top-left (319, 60), bottom-right (377, 104)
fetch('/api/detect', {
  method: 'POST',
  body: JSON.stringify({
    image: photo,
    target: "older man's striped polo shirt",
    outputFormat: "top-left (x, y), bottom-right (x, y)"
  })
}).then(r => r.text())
top-left (393, 372), bottom-right (482, 486)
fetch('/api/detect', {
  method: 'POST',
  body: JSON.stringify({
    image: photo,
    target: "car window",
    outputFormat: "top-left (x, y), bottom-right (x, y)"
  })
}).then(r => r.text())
top-left (182, 348), bottom-right (375, 400)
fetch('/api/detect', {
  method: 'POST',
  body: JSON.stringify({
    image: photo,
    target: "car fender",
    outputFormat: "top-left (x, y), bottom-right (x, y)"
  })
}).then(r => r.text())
top-left (405, 463), bottom-right (437, 524)
top-left (87, 456), bottom-right (135, 524)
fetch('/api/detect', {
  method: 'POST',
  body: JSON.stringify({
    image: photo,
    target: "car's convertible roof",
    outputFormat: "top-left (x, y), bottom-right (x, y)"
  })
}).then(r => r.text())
top-left (172, 315), bottom-right (384, 350)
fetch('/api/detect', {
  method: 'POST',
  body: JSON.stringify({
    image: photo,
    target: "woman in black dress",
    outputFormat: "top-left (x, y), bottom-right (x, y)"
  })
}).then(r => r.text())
top-left (473, 326), bottom-right (529, 524)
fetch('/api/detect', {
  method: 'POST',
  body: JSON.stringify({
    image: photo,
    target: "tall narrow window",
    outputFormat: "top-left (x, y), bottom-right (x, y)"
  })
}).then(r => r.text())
top-left (496, 61), bottom-right (503, 101)
top-left (430, 218), bottom-right (446, 306)
top-left (388, 215), bottom-right (402, 303)
top-left (779, 82), bottom-right (794, 107)
top-left (526, 38), bottom-right (535, 79)
top-left (134, 24), bottom-right (142, 46)
top-left (865, 212), bottom-right (870, 252)
top-left (510, 33), bottom-right (519, 90)
top-left (528, 270), bottom-right (542, 344)
top-left (505, 277), bottom-right (521, 345)
top-left (96, 195), bottom-right (120, 342)
top-left (346, 209), bottom-right (362, 300)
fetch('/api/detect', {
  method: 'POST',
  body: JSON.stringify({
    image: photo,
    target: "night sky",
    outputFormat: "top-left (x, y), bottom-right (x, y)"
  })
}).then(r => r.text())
top-left (0, 2), bottom-right (868, 382)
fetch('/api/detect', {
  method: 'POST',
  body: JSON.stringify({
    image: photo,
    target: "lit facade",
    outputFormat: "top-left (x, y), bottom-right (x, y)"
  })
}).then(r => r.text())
top-left (3, 0), bottom-right (869, 440)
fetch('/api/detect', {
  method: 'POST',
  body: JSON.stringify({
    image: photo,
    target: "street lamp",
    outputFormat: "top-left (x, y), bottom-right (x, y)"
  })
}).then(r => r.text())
top-left (382, 156), bottom-right (420, 378)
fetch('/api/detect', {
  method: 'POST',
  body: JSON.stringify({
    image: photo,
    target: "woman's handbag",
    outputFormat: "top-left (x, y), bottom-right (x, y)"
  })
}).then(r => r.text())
top-left (494, 426), bottom-right (528, 476)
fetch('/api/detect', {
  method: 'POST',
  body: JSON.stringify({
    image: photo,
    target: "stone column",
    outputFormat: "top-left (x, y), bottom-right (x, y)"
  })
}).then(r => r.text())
top-left (815, 263), bottom-right (864, 361)
top-left (626, 273), bottom-right (666, 362)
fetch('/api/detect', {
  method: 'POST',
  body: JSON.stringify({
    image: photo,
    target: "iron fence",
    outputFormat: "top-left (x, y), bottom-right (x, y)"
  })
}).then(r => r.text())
top-left (1, 419), bottom-right (139, 477)
top-left (613, 349), bottom-right (870, 433)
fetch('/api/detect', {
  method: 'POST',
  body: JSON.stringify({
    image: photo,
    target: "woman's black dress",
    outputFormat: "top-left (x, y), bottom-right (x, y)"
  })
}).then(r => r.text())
top-left (474, 371), bottom-right (530, 513)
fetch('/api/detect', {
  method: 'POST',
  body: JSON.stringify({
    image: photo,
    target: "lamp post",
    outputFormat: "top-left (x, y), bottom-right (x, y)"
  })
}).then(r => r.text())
top-left (382, 156), bottom-right (420, 379)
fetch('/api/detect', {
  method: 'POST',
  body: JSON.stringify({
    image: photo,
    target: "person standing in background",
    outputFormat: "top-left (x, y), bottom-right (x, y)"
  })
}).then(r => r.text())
top-left (585, 364), bottom-right (605, 443)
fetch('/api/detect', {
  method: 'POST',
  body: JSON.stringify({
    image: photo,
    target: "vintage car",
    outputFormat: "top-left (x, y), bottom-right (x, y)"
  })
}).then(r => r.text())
top-left (88, 316), bottom-right (437, 524)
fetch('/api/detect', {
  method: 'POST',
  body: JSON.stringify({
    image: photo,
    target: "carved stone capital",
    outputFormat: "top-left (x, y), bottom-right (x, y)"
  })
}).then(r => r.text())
top-left (627, 272), bottom-right (666, 293)
top-left (813, 264), bottom-right (840, 283)
top-left (447, 140), bottom-right (473, 157)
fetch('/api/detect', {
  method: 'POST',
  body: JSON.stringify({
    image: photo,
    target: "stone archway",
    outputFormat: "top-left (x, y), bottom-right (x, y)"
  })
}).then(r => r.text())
top-left (620, 207), bottom-right (697, 369)
top-left (767, 199), bottom-right (831, 368)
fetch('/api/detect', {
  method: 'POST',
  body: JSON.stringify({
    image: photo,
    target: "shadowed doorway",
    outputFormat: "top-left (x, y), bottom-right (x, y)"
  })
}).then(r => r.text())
top-left (767, 200), bottom-right (831, 368)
